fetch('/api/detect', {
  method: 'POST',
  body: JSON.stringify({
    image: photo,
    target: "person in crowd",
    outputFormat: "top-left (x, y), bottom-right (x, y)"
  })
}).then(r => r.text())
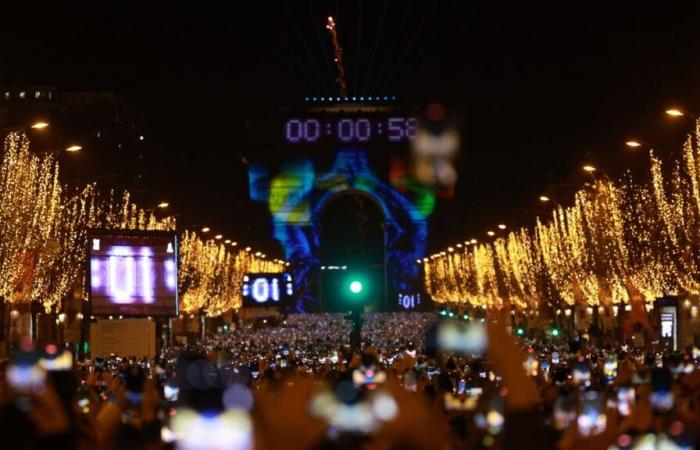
top-left (0, 312), bottom-right (696, 449)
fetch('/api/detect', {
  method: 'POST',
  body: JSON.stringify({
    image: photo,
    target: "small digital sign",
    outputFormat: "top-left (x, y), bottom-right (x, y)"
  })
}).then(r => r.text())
top-left (242, 273), bottom-right (293, 307)
top-left (660, 312), bottom-right (674, 338)
top-left (397, 293), bottom-right (422, 310)
top-left (659, 305), bottom-right (678, 351)
top-left (89, 232), bottom-right (178, 316)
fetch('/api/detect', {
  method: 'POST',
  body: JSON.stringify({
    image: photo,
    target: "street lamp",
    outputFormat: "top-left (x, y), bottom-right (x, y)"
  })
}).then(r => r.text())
top-left (487, 230), bottom-right (495, 237)
top-left (470, 238), bottom-right (477, 244)
top-left (665, 108), bottom-right (684, 117)
top-left (625, 140), bottom-right (641, 148)
top-left (35, 144), bottom-right (83, 156)
top-left (215, 234), bottom-right (223, 240)
top-left (582, 165), bottom-right (596, 173)
top-left (497, 224), bottom-right (507, 230)
top-left (30, 121), bottom-right (50, 130)
top-left (201, 227), bottom-right (210, 233)
top-left (539, 195), bottom-right (550, 202)
top-left (157, 201), bottom-right (169, 209)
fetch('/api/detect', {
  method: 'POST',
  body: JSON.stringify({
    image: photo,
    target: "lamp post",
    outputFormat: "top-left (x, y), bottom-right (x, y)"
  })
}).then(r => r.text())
top-left (2, 122), bottom-right (83, 158)
top-left (37, 144), bottom-right (83, 156)
top-left (1, 121), bottom-right (50, 134)
top-left (30, 122), bottom-right (50, 130)
top-left (347, 278), bottom-right (366, 350)
top-left (57, 312), bottom-right (66, 345)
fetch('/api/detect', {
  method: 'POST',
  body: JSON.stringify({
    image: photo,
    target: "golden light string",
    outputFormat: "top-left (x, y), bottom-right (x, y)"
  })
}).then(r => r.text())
top-left (178, 230), bottom-right (284, 317)
top-left (426, 119), bottom-right (700, 311)
top-left (0, 132), bottom-right (280, 316)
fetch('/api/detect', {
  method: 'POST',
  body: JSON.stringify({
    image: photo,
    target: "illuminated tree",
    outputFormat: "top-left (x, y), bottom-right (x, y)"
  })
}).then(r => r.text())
top-left (426, 120), bottom-right (700, 310)
top-left (179, 231), bottom-right (284, 316)
top-left (0, 132), bottom-right (174, 314)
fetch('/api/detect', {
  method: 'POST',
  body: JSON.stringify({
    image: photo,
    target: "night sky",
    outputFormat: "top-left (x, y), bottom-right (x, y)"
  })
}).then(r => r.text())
top-left (1, 2), bottom-right (699, 257)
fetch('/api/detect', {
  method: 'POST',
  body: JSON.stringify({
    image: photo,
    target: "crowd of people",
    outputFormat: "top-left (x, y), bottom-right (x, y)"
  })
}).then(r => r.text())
top-left (0, 311), bottom-right (698, 449)
top-left (361, 312), bottom-right (437, 354)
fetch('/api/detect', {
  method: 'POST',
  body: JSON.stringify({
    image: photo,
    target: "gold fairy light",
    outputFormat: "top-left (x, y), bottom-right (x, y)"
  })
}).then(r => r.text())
top-left (425, 119), bottom-right (700, 310)
top-left (494, 229), bottom-right (542, 310)
top-left (178, 230), bottom-right (284, 316)
top-left (0, 132), bottom-right (175, 312)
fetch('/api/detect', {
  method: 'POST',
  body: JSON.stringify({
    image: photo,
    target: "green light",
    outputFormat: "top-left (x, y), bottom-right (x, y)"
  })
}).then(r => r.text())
top-left (516, 327), bottom-right (525, 336)
top-left (448, 311), bottom-right (455, 318)
top-left (463, 314), bottom-right (469, 320)
top-left (551, 328), bottom-right (560, 337)
top-left (349, 280), bottom-right (363, 294)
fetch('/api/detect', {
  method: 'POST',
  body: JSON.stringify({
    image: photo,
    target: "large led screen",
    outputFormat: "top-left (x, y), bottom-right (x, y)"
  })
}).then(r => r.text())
top-left (89, 232), bottom-right (178, 316)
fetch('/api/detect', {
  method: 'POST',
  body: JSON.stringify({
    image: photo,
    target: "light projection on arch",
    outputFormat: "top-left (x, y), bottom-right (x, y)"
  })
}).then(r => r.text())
top-left (249, 148), bottom-right (433, 312)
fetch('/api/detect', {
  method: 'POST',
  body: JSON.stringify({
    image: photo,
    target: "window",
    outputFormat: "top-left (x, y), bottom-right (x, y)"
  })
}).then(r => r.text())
top-left (19, 91), bottom-right (25, 99)
top-left (35, 91), bottom-right (41, 99)
top-left (3, 92), bottom-right (9, 99)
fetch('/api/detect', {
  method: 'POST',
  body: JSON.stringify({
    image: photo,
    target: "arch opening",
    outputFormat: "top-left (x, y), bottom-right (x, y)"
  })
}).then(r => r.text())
top-left (318, 191), bottom-right (386, 312)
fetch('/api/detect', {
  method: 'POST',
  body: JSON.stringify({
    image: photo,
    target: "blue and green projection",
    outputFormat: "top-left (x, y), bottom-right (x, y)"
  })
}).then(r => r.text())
top-left (248, 112), bottom-right (435, 312)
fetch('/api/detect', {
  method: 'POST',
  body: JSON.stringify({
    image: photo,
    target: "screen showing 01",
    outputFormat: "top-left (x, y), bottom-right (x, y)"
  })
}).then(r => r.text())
top-left (89, 233), bottom-right (178, 316)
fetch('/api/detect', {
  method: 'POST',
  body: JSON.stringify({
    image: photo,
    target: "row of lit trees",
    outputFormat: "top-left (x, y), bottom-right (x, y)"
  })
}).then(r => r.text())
top-left (424, 120), bottom-right (700, 311)
top-left (178, 230), bottom-right (284, 317)
top-left (0, 132), bottom-right (174, 313)
top-left (0, 131), bottom-right (280, 316)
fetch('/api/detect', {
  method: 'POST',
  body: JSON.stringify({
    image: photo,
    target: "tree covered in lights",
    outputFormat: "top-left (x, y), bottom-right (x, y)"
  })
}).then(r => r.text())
top-left (425, 119), bottom-right (700, 312)
top-left (178, 231), bottom-right (285, 317)
top-left (0, 131), bottom-right (283, 319)
top-left (0, 132), bottom-right (174, 313)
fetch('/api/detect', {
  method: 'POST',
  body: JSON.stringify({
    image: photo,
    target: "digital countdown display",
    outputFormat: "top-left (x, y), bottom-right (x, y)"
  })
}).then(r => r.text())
top-left (242, 273), bottom-right (293, 307)
top-left (397, 293), bottom-right (422, 310)
top-left (283, 117), bottom-right (418, 144)
top-left (88, 232), bottom-right (178, 316)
